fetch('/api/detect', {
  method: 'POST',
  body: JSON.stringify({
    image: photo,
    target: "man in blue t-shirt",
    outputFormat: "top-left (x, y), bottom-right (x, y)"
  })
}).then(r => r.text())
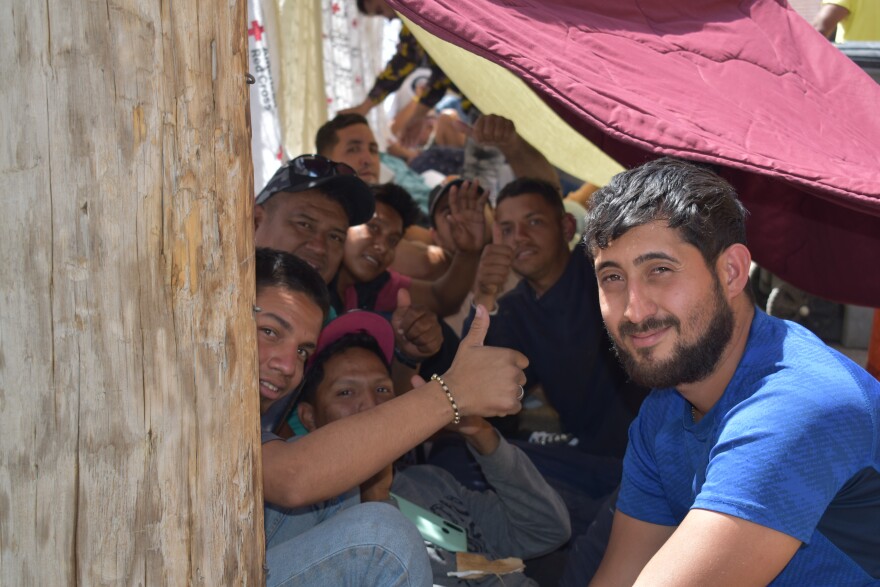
top-left (582, 158), bottom-right (880, 585)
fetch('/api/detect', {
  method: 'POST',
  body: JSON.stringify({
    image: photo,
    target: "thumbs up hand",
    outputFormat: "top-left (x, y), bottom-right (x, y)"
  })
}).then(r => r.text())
top-left (439, 305), bottom-right (528, 419)
top-left (472, 223), bottom-right (513, 311)
top-left (391, 288), bottom-right (443, 361)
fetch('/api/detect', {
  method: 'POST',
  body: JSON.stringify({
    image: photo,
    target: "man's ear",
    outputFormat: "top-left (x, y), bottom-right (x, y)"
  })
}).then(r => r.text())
top-left (254, 203), bottom-right (266, 232)
top-left (297, 402), bottom-right (317, 432)
top-left (562, 212), bottom-right (577, 244)
top-left (717, 243), bottom-right (752, 300)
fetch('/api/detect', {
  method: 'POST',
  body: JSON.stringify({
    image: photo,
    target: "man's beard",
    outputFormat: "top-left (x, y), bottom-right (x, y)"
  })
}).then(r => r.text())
top-left (608, 278), bottom-right (735, 389)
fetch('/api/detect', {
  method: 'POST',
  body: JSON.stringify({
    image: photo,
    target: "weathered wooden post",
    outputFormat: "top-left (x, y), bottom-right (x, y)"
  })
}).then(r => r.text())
top-left (0, 0), bottom-right (263, 583)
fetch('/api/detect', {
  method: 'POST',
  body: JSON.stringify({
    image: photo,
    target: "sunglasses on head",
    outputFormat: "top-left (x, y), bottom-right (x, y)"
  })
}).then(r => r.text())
top-left (289, 154), bottom-right (357, 179)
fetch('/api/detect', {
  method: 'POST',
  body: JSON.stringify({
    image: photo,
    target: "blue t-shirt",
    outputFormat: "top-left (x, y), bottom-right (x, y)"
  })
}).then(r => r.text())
top-left (619, 310), bottom-right (880, 584)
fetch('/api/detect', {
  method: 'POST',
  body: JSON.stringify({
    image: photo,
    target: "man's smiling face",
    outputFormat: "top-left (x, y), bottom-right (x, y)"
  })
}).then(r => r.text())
top-left (342, 202), bottom-right (403, 283)
top-left (254, 189), bottom-right (349, 283)
top-left (494, 192), bottom-right (569, 285)
top-left (255, 286), bottom-right (323, 413)
top-left (324, 123), bottom-right (380, 184)
top-left (593, 221), bottom-right (735, 389)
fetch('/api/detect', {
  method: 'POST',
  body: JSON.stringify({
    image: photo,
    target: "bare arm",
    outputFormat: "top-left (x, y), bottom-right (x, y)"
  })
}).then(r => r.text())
top-left (472, 114), bottom-right (560, 189)
top-left (359, 464), bottom-right (395, 503)
top-left (262, 305), bottom-right (528, 508)
top-left (591, 509), bottom-right (801, 587)
top-left (263, 383), bottom-right (452, 507)
top-left (389, 237), bottom-right (452, 281)
top-left (811, 3), bottom-right (848, 38)
top-left (339, 26), bottom-right (425, 117)
top-left (471, 223), bottom-right (513, 312)
top-left (456, 415), bottom-right (501, 456)
top-left (409, 180), bottom-right (486, 316)
top-left (590, 511), bottom-right (676, 587)
top-left (408, 249), bottom-right (480, 316)
top-left (633, 509), bottom-right (801, 587)
top-left (398, 102), bottom-right (434, 147)
top-left (390, 83), bottom-right (429, 139)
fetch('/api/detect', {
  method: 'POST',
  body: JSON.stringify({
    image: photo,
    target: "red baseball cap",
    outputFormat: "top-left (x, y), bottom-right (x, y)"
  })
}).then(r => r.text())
top-left (309, 310), bottom-right (394, 369)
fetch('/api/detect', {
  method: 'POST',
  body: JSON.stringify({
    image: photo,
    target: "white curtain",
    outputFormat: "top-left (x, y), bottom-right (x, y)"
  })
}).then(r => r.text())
top-left (321, 0), bottom-right (392, 148)
top-left (276, 0), bottom-right (328, 159)
top-left (247, 0), bottom-right (285, 192)
top-left (248, 0), bottom-right (392, 187)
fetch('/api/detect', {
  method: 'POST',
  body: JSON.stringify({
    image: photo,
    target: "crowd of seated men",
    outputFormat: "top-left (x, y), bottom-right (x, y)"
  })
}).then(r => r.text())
top-left (250, 6), bottom-right (880, 583)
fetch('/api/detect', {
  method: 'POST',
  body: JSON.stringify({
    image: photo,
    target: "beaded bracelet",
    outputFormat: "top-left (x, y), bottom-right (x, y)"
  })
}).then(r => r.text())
top-left (431, 374), bottom-right (461, 425)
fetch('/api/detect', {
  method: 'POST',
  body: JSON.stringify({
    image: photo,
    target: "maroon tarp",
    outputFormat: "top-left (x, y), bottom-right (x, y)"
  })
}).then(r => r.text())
top-left (390, 0), bottom-right (880, 307)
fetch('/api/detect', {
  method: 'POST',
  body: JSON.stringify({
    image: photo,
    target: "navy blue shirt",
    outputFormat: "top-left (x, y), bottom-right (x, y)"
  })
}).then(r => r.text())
top-left (464, 244), bottom-right (641, 458)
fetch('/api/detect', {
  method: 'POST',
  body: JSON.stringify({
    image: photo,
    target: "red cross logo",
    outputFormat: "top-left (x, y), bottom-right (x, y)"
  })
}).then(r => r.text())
top-left (248, 20), bottom-right (265, 42)
top-left (332, 2), bottom-right (341, 14)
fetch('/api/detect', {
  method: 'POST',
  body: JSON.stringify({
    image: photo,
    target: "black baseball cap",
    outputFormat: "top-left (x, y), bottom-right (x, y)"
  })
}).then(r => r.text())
top-left (427, 176), bottom-right (486, 227)
top-left (255, 155), bottom-right (375, 226)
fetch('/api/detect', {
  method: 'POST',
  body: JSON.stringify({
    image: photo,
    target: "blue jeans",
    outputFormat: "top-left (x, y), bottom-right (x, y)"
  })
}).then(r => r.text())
top-left (265, 489), bottom-right (360, 547)
top-left (264, 501), bottom-right (432, 586)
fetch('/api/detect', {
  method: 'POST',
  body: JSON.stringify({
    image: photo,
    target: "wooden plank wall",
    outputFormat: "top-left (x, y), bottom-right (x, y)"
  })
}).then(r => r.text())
top-left (0, 0), bottom-right (263, 583)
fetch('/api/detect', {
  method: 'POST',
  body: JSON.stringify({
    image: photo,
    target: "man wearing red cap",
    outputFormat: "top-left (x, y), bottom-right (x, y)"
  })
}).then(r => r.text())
top-left (253, 248), bottom-right (529, 585)
top-left (284, 310), bottom-right (570, 586)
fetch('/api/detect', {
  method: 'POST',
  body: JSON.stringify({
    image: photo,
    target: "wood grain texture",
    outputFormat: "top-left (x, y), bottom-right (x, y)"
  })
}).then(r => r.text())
top-left (0, 0), bottom-right (263, 584)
